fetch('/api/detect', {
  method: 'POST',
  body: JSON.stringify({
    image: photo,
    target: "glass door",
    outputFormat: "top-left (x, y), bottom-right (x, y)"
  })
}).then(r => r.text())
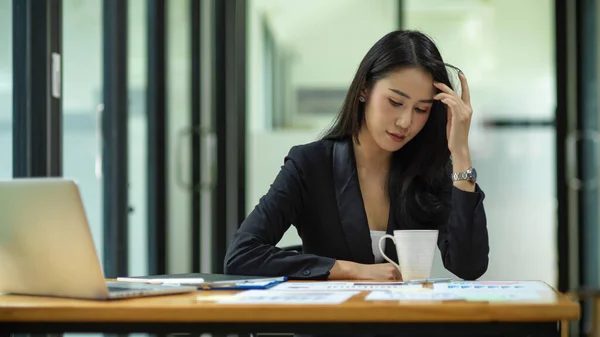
top-left (167, 0), bottom-right (193, 274)
top-left (62, 0), bottom-right (104, 265)
top-left (561, 0), bottom-right (600, 334)
top-left (128, 0), bottom-right (149, 277)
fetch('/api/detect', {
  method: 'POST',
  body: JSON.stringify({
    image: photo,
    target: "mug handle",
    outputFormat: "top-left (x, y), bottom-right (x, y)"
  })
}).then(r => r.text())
top-left (378, 234), bottom-right (401, 275)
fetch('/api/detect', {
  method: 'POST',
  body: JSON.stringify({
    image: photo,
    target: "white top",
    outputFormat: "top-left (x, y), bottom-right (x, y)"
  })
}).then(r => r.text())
top-left (370, 230), bottom-right (386, 263)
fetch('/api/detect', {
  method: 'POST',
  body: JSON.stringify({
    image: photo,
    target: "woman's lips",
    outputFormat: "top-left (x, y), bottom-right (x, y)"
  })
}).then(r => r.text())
top-left (387, 131), bottom-right (406, 143)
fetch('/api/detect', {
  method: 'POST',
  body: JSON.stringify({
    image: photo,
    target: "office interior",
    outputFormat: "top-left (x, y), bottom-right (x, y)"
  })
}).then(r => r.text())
top-left (0, 0), bottom-right (598, 335)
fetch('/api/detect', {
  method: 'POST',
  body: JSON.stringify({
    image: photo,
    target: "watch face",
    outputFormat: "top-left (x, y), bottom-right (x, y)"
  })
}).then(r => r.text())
top-left (469, 167), bottom-right (477, 181)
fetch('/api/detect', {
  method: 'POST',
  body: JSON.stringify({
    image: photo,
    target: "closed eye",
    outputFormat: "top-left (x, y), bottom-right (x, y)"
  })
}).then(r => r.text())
top-left (389, 98), bottom-right (402, 107)
top-left (415, 107), bottom-right (428, 113)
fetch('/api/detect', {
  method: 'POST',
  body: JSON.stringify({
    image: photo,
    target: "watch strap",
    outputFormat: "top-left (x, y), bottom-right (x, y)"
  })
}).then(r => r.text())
top-left (451, 167), bottom-right (476, 182)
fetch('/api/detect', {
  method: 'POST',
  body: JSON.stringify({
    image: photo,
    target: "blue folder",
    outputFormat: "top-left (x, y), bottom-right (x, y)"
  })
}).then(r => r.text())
top-left (199, 276), bottom-right (287, 290)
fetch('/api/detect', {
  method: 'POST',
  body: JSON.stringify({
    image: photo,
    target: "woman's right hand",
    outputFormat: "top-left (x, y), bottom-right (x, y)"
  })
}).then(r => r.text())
top-left (354, 263), bottom-right (402, 281)
top-left (329, 260), bottom-right (402, 280)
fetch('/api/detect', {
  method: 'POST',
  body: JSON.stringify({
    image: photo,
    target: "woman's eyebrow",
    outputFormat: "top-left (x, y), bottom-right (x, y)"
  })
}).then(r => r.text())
top-left (388, 88), bottom-right (434, 103)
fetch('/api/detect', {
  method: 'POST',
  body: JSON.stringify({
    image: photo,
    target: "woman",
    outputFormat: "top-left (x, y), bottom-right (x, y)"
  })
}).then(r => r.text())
top-left (225, 30), bottom-right (489, 281)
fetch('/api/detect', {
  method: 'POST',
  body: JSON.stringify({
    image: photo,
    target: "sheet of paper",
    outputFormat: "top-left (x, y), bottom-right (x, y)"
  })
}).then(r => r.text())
top-left (366, 291), bottom-right (462, 301)
top-left (434, 281), bottom-right (552, 292)
top-left (196, 294), bottom-right (237, 302)
top-left (366, 290), bottom-right (542, 302)
top-left (216, 290), bottom-right (360, 305)
top-left (270, 282), bottom-right (424, 291)
top-left (429, 281), bottom-right (548, 302)
top-left (455, 291), bottom-right (543, 302)
top-left (116, 277), bottom-right (205, 285)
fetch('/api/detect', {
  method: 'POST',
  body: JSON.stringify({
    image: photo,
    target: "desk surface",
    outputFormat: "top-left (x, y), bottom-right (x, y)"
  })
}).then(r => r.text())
top-left (0, 281), bottom-right (580, 323)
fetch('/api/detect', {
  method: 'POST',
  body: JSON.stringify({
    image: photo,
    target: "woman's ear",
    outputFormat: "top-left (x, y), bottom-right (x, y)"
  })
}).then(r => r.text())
top-left (360, 87), bottom-right (368, 101)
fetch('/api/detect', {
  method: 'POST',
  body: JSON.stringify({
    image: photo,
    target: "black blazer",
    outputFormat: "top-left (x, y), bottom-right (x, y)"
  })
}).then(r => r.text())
top-left (224, 138), bottom-right (489, 280)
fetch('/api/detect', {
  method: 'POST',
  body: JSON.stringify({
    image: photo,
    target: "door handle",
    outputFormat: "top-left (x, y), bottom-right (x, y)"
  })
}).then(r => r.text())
top-left (175, 125), bottom-right (215, 192)
top-left (565, 129), bottom-right (600, 190)
top-left (95, 103), bottom-right (104, 179)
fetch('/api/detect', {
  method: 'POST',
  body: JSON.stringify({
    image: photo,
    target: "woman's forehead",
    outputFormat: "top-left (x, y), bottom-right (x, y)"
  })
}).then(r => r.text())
top-left (375, 68), bottom-right (435, 98)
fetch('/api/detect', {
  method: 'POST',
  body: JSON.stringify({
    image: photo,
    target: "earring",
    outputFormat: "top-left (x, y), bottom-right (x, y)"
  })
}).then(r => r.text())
top-left (359, 97), bottom-right (365, 102)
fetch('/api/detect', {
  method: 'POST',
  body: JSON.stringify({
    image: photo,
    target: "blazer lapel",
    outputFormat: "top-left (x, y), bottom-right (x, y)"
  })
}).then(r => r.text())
top-left (333, 139), bottom-right (374, 264)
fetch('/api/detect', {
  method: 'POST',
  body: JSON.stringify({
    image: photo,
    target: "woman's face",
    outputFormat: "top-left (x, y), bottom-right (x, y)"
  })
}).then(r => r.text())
top-left (362, 67), bottom-right (436, 153)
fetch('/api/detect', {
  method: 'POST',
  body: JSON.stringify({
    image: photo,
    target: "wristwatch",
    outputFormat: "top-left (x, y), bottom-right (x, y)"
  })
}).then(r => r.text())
top-left (452, 167), bottom-right (477, 183)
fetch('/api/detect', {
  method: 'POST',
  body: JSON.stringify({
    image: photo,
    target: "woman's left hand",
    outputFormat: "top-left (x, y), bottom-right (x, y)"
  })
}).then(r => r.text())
top-left (433, 72), bottom-right (472, 158)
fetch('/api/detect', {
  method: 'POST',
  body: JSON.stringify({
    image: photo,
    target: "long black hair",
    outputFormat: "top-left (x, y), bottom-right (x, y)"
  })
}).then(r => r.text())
top-left (322, 30), bottom-right (455, 229)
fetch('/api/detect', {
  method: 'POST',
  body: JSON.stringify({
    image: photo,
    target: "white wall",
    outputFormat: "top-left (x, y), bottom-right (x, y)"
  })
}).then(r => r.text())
top-left (288, 0), bottom-right (399, 130)
top-left (405, 0), bottom-right (554, 121)
top-left (247, 0), bottom-right (399, 132)
top-left (289, 0), bottom-right (398, 89)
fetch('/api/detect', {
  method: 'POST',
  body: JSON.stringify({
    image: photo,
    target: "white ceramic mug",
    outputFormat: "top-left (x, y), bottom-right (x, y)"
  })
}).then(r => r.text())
top-left (378, 230), bottom-right (439, 281)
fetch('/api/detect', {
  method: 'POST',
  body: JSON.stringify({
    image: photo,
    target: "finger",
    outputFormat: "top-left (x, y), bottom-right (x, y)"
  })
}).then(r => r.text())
top-left (458, 71), bottom-right (471, 106)
top-left (443, 98), bottom-right (471, 124)
top-left (387, 265), bottom-right (401, 279)
top-left (441, 98), bottom-right (459, 110)
top-left (433, 81), bottom-right (458, 97)
top-left (445, 101), bottom-right (452, 131)
top-left (437, 93), bottom-right (472, 120)
top-left (434, 92), bottom-right (458, 102)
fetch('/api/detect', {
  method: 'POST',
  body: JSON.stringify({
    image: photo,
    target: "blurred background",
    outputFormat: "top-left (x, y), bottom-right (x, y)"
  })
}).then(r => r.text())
top-left (0, 0), bottom-right (597, 335)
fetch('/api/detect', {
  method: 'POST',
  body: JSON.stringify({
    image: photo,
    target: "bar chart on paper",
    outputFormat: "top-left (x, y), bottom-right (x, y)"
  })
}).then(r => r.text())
top-left (434, 281), bottom-right (552, 292)
top-left (365, 281), bottom-right (554, 302)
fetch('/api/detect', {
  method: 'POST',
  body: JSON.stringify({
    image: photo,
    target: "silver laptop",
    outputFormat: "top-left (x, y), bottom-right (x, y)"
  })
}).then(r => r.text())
top-left (0, 178), bottom-right (197, 300)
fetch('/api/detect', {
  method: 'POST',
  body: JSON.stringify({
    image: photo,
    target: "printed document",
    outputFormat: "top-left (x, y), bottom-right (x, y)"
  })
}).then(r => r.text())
top-left (216, 290), bottom-right (360, 305)
top-left (270, 282), bottom-right (424, 291)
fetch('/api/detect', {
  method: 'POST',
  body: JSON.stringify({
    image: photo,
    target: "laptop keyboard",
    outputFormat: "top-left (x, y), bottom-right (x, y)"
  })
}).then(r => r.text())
top-left (108, 285), bottom-right (144, 292)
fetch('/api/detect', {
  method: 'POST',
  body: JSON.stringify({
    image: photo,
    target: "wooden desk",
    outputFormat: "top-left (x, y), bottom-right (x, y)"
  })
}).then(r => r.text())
top-left (0, 282), bottom-right (581, 337)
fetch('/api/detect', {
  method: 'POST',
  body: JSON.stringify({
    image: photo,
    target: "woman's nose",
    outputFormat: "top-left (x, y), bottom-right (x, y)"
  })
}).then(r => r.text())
top-left (395, 109), bottom-right (412, 129)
